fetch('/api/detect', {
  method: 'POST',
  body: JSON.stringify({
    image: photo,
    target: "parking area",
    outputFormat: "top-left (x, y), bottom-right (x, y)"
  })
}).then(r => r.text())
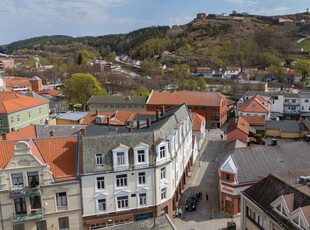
top-left (172, 128), bottom-right (240, 230)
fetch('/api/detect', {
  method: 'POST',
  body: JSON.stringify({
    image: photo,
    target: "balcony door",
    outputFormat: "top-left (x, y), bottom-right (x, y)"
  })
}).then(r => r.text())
top-left (15, 198), bottom-right (27, 215)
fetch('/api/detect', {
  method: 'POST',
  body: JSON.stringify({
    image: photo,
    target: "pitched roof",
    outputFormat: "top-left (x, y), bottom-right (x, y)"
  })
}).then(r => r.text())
top-left (191, 112), bottom-right (205, 131)
top-left (0, 92), bottom-right (48, 113)
top-left (147, 90), bottom-right (226, 107)
top-left (226, 116), bottom-right (249, 135)
top-left (241, 115), bottom-right (266, 126)
top-left (36, 89), bottom-right (61, 96)
top-left (0, 124), bottom-right (36, 140)
top-left (266, 120), bottom-right (306, 133)
top-left (88, 95), bottom-right (147, 105)
top-left (34, 136), bottom-right (77, 181)
top-left (238, 95), bottom-right (271, 113)
top-left (0, 140), bottom-right (21, 168)
top-left (228, 142), bottom-right (310, 184)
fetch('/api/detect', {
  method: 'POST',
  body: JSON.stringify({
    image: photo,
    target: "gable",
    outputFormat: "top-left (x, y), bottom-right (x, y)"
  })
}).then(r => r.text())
top-left (220, 155), bottom-right (237, 175)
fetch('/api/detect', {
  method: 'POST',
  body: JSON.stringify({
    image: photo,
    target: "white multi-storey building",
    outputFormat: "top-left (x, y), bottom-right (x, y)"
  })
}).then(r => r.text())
top-left (81, 104), bottom-right (198, 230)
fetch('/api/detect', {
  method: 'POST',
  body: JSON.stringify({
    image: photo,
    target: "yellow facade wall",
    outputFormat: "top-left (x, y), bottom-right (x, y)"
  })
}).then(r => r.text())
top-left (56, 119), bottom-right (81, 125)
top-left (265, 129), bottom-right (281, 137)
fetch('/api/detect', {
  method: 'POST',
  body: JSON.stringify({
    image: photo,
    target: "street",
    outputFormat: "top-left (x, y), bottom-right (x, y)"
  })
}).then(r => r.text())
top-left (172, 128), bottom-right (240, 230)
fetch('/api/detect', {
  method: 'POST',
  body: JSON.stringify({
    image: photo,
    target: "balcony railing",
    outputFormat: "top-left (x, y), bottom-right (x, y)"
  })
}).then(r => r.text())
top-left (283, 110), bottom-right (300, 115)
top-left (283, 102), bottom-right (300, 106)
top-left (12, 210), bottom-right (44, 223)
top-left (9, 186), bottom-right (41, 199)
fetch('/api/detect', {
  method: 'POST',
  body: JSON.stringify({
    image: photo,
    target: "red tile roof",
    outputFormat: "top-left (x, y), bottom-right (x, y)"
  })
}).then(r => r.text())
top-left (191, 112), bottom-right (205, 131)
top-left (36, 89), bottom-right (61, 96)
top-left (0, 140), bottom-right (20, 168)
top-left (34, 136), bottom-right (77, 181)
top-left (4, 79), bottom-right (31, 87)
top-left (238, 95), bottom-right (271, 113)
top-left (227, 67), bottom-right (240, 71)
top-left (0, 124), bottom-right (36, 141)
top-left (226, 116), bottom-right (249, 135)
top-left (241, 115), bottom-right (266, 126)
top-left (197, 67), bottom-right (211, 71)
top-left (147, 90), bottom-right (226, 107)
top-left (0, 92), bottom-right (48, 113)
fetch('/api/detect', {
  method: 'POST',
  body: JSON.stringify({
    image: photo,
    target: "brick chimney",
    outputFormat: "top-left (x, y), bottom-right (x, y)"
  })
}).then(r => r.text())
top-left (45, 119), bottom-right (49, 125)
top-left (107, 116), bottom-right (110, 126)
top-left (147, 118), bottom-right (151, 127)
top-left (161, 106), bottom-right (165, 116)
top-left (96, 110), bottom-right (99, 115)
top-left (49, 129), bottom-right (55, 137)
top-left (129, 127), bottom-right (134, 133)
top-left (11, 128), bottom-right (15, 132)
top-left (137, 120), bottom-right (141, 129)
top-left (1, 133), bottom-right (6, 140)
top-left (80, 128), bottom-right (86, 136)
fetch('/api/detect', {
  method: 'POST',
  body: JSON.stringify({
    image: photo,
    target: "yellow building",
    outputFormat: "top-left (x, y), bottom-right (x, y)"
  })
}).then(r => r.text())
top-left (265, 120), bottom-right (309, 138)
top-left (56, 111), bottom-right (87, 125)
top-left (0, 137), bottom-right (82, 230)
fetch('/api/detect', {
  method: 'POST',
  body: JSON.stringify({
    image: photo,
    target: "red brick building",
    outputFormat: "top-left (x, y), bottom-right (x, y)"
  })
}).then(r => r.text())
top-left (146, 90), bottom-right (227, 128)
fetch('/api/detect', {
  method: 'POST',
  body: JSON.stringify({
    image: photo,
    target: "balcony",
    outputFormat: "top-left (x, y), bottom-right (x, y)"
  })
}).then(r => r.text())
top-left (12, 210), bottom-right (44, 223)
top-left (283, 110), bottom-right (300, 115)
top-left (9, 187), bottom-right (41, 199)
top-left (283, 101), bottom-right (300, 106)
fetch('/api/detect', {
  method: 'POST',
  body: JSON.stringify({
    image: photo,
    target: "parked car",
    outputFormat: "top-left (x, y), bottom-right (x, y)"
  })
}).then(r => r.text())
top-left (185, 192), bottom-right (199, 211)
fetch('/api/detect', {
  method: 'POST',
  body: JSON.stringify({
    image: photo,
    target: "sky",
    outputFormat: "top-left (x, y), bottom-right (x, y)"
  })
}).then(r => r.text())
top-left (0, 0), bottom-right (309, 45)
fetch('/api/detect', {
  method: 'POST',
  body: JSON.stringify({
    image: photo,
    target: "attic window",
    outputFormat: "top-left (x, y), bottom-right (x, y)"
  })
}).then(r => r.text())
top-left (253, 104), bottom-right (255, 107)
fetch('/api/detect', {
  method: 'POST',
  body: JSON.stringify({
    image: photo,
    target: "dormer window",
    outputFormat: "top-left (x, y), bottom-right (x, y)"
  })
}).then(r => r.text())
top-left (160, 146), bottom-right (166, 158)
top-left (133, 142), bottom-right (149, 167)
top-left (117, 152), bottom-right (125, 165)
top-left (137, 150), bottom-right (145, 163)
top-left (96, 154), bottom-right (103, 167)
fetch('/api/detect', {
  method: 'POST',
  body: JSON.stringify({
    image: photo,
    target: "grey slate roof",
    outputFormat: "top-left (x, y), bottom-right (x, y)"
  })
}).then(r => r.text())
top-left (222, 139), bottom-right (247, 153)
top-left (266, 120), bottom-right (306, 133)
top-left (56, 111), bottom-right (88, 121)
top-left (87, 95), bottom-right (147, 104)
top-left (243, 173), bottom-right (310, 230)
top-left (232, 142), bottom-right (310, 184)
top-left (30, 76), bottom-right (41, 81)
top-left (35, 124), bottom-right (86, 137)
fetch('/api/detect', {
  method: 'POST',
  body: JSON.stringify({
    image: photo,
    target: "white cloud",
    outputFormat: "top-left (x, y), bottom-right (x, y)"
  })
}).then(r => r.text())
top-left (225, 0), bottom-right (244, 4)
top-left (254, 6), bottom-right (289, 16)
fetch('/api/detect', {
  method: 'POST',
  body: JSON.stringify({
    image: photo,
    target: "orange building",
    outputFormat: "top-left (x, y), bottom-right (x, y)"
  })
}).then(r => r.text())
top-left (146, 90), bottom-right (227, 128)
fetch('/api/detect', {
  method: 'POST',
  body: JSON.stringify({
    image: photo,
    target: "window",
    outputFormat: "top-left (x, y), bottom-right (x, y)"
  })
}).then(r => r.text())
top-left (246, 206), bottom-right (264, 228)
top-left (117, 196), bottom-right (129, 209)
top-left (160, 167), bottom-right (166, 180)
top-left (13, 224), bottom-right (25, 230)
top-left (117, 152), bottom-right (125, 165)
top-left (139, 193), bottom-right (147, 206)
top-left (97, 177), bottom-right (105, 190)
top-left (96, 154), bottom-right (103, 167)
top-left (12, 173), bottom-right (24, 188)
top-left (138, 172), bottom-right (146, 185)
top-left (15, 198), bottom-right (26, 215)
top-left (116, 174), bottom-right (127, 187)
top-left (56, 192), bottom-right (67, 207)
top-left (58, 217), bottom-right (69, 230)
top-left (39, 108), bottom-right (42, 115)
top-left (195, 107), bottom-right (199, 110)
top-left (302, 106), bottom-right (305, 110)
top-left (137, 150), bottom-right (145, 163)
top-left (11, 116), bottom-right (15, 124)
top-left (30, 196), bottom-right (41, 209)
top-left (306, 99), bottom-right (309, 103)
top-left (226, 174), bottom-right (230, 181)
top-left (161, 167), bottom-right (166, 180)
top-left (0, 118), bottom-right (2, 126)
top-left (160, 146), bottom-right (165, 158)
top-left (27, 171), bottom-right (39, 187)
top-left (98, 199), bottom-right (106, 212)
top-left (17, 115), bottom-right (20, 122)
top-left (28, 112), bottom-right (32, 118)
top-left (161, 187), bottom-right (167, 200)
top-left (35, 220), bottom-right (47, 230)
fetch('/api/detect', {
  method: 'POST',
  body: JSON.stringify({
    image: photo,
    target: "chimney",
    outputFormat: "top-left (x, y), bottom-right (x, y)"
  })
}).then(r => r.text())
top-left (107, 116), bottom-right (110, 126)
top-left (80, 128), bottom-right (86, 136)
top-left (129, 127), bottom-right (133, 133)
top-left (73, 108), bottom-right (76, 113)
top-left (49, 129), bottom-right (55, 137)
top-left (271, 139), bottom-right (277, 146)
top-left (156, 109), bottom-right (160, 120)
top-left (147, 117), bottom-right (151, 127)
top-left (235, 118), bottom-right (238, 124)
top-left (305, 135), bottom-right (310, 142)
top-left (140, 92), bottom-right (143, 96)
top-left (96, 109), bottom-right (99, 115)
top-left (189, 108), bottom-right (192, 114)
top-left (137, 120), bottom-right (141, 129)
top-left (11, 128), bottom-right (15, 132)
top-left (1, 133), bottom-right (6, 140)
top-left (161, 106), bottom-right (165, 116)
top-left (45, 119), bottom-right (49, 125)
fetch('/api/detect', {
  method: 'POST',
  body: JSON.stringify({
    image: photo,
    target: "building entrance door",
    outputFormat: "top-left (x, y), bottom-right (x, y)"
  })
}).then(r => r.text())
top-left (225, 197), bottom-right (232, 213)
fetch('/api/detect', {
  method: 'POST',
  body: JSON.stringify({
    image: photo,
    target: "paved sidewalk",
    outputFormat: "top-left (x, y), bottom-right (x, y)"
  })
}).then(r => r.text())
top-left (172, 128), bottom-right (240, 230)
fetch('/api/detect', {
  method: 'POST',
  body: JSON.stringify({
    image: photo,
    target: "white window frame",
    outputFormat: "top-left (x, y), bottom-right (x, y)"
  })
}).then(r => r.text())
top-left (133, 142), bottom-right (149, 168)
top-left (117, 152), bottom-right (125, 166)
top-left (11, 116), bottom-right (14, 124)
top-left (161, 187), bottom-right (167, 201)
top-left (39, 108), bottom-right (42, 115)
top-left (160, 146), bottom-right (166, 159)
top-left (116, 174), bottom-right (128, 188)
top-left (112, 145), bottom-right (129, 170)
top-left (97, 198), bottom-right (106, 213)
top-left (138, 172), bottom-right (146, 185)
top-left (96, 176), bottom-right (105, 190)
top-left (160, 167), bottom-right (166, 180)
top-left (117, 196), bottom-right (129, 210)
top-left (28, 111), bottom-right (32, 119)
top-left (138, 193), bottom-right (147, 207)
top-left (17, 115), bottom-right (20, 122)
top-left (96, 153), bottom-right (103, 167)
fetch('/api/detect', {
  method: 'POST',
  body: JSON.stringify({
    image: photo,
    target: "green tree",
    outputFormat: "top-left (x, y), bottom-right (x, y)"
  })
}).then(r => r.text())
top-left (223, 40), bottom-right (231, 51)
top-left (64, 73), bottom-right (107, 110)
top-left (137, 86), bottom-right (150, 96)
top-left (295, 59), bottom-right (310, 81)
top-left (141, 59), bottom-right (151, 75)
top-left (25, 56), bottom-right (36, 67)
top-left (268, 64), bottom-right (284, 83)
top-left (197, 77), bottom-right (207, 91)
top-left (130, 90), bottom-right (137, 96)
top-left (196, 42), bottom-right (202, 49)
top-left (188, 79), bottom-right (198, 91)
top-left (185, 43), bottom-right (191, 50)
top-left (77, 53), bottom-right (83, 65)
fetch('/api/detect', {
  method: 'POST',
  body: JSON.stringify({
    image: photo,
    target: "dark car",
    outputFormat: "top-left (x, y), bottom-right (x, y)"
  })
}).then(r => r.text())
top-left (185, 193), bottom-right (199, 211)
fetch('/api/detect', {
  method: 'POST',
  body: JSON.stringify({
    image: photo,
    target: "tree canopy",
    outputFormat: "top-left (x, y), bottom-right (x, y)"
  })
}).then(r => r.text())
top-left (64, 73), bottom-right (107, 110)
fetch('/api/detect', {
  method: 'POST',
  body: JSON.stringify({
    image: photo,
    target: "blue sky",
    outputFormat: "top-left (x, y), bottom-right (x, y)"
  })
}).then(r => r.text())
top-left (0, 0), bottom-right (308, 45)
